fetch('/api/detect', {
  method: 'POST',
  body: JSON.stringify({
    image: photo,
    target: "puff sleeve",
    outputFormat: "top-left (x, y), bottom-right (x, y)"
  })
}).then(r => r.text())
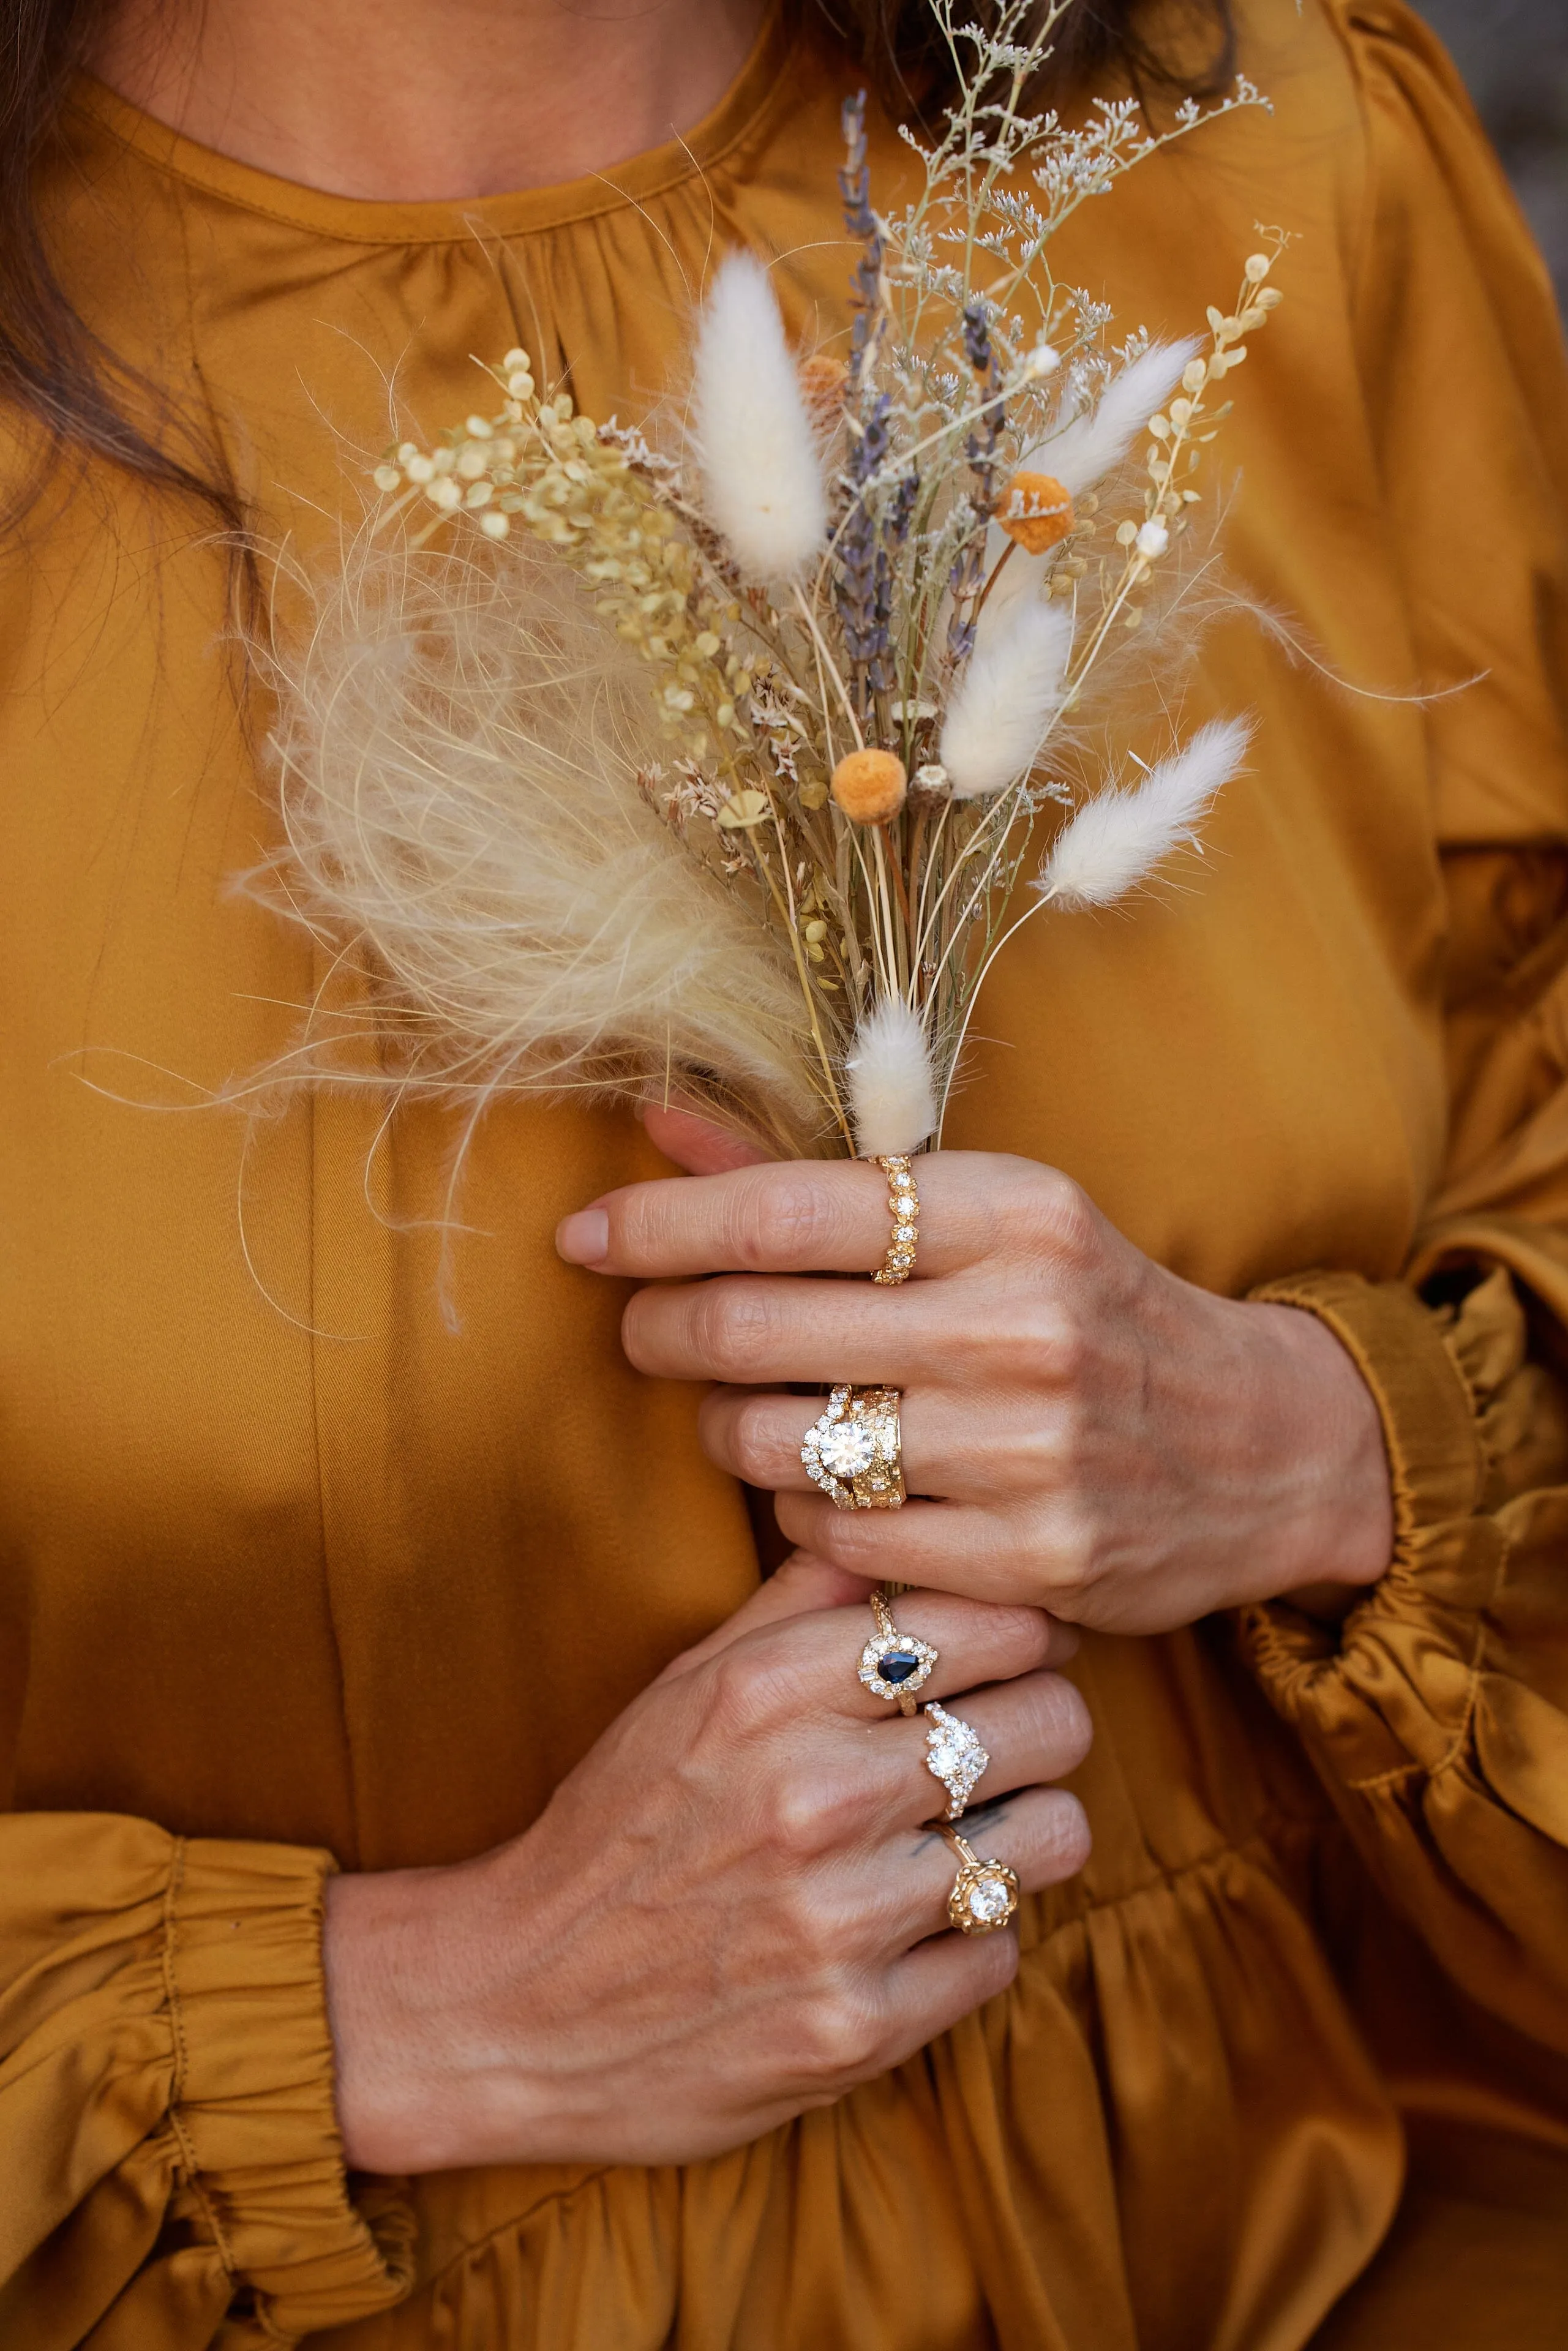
top-left (1240, 0), bottom-right (1568, 2055)
top-left (0, 1815), bottom-right (413, 2347)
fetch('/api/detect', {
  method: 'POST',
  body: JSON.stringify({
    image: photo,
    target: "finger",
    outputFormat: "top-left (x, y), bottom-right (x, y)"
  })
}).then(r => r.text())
top-left (556, 1150), bottom-right (1086, 1282)
top-left (621, 1269), bottom-right (1011, 1389)
top-left (699, 1384), bottom-right (1058, 1505)
top-left (773, 1489), bottom-right (1056, 1607)
top-left (716, 1585), bottom-right (1073, 1728)
top-left (873, 1921), bottom-right (1021, 2067)
top-left (641, 1101), bottom-right (770, 1175)
top-left (861, 1783), bottom-right (1092, 1955)
top-left (658, 1554), bottom-right (875, 1682)
top-left (877, 1667), bottom-right (1094, 1830)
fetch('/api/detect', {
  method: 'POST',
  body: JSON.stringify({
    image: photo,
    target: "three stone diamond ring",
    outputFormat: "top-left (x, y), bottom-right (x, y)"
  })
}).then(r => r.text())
top-left (923, 1701), bottom-right (989, 1820)
top-left (857, 1591), bottom-right (937, 1717)
top-left (801, 1384), bottom-right (904, 1510)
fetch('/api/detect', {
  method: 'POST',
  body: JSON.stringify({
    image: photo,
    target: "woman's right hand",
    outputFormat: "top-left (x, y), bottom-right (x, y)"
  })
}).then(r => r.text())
top-left (323, 1557), bottom-right (1092, 2173)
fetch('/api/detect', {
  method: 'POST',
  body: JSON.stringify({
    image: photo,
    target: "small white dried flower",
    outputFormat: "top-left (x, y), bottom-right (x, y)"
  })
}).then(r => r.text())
top-left (1135, 520), bottom-right (1169, 559)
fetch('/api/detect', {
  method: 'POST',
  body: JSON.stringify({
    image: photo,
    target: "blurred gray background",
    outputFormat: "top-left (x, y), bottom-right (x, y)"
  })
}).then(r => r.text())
top-left (1409, 0), bottom-right (1568, 313)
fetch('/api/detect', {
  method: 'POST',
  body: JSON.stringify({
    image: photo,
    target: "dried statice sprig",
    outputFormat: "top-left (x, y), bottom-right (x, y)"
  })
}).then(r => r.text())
top-left (281, 1), bottom-right (1281, 1164)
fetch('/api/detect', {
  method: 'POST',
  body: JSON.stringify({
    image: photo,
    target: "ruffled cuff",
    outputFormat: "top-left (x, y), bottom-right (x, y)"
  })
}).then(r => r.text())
top-left (1237, 1268), bottom-right (1507, 1787)
top-left (167, 1836), bottom-right (415, 2334)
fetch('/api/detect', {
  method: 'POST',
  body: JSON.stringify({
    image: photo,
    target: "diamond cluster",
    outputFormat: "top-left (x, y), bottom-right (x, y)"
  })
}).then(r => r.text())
top-left (923, 1702), bottom-right (989, 1819)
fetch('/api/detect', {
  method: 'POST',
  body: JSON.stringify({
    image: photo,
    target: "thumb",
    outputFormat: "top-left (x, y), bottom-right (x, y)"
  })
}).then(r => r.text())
top-left (658, 1553), bottom-right (876, 1681)
top-left (641, 1100), bottom-right (771, 1176)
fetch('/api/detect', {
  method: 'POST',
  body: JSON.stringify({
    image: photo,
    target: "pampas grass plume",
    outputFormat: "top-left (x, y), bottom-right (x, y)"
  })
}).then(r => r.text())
top-left (1036, 717), bottom-right (1251, 909)
top-left (846, 996), bottom-right (937, 1157)
top-left (939, 597), bottom-right (1073, 800)
top-left (692, 252), bottom-right (827, 580)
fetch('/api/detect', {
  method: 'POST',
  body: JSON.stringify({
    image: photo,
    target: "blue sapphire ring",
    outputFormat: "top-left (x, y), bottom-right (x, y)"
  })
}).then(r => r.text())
top-left (857, 1592), bottom-right (937, 1716)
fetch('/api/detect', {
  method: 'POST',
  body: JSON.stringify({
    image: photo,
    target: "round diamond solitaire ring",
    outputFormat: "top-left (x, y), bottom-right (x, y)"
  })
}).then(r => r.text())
top-left (923, 1701), bottom-right (989, 1820)
top-left (801, 1384), bottom-right (904, 1510)
top-left (857, 1591), bottom-right (937, 1716)
top-left (942, 1827), bottom-right (1019, 1937)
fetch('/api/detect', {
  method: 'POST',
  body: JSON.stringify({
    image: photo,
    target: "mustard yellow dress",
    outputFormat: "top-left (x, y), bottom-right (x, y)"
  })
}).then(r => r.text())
top-left (3, 1), bottom-right (1567, 2343)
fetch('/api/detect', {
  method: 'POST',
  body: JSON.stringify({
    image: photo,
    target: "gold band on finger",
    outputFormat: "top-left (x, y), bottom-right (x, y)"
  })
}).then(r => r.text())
top-left (871, 1155), bottom-right (920, 1286)
top-left (857, 1591), bottom-right (937, 1716)
top-left (941, 1826), bottom-right (1019, 1935)
top-left (801, 1384), bottom-right (905, 1511)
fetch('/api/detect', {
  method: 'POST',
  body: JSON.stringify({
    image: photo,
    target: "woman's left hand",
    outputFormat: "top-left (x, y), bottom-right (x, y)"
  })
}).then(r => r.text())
top-left (556, 1139), bottom-right (1395, 1635)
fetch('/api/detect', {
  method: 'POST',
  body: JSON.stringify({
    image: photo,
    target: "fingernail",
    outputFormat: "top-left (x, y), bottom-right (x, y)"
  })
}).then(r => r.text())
top-left (555, 1208), bottom-right (610, 1265)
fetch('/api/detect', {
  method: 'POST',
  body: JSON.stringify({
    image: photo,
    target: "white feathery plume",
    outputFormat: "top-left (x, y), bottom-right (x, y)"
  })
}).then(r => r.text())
top-left (846, 996), bottom-right (937, 1157)
top-left (1035, 717), bottom-right (1251, 909)
top-left (267, 537), bottom-right (824, 1153)
top-left (1033, 339), bottom-right (1201, 498)
top-left (691, 252), bottom-right (828, 582)
top-left (939, 596), bottom-right (1073, 800)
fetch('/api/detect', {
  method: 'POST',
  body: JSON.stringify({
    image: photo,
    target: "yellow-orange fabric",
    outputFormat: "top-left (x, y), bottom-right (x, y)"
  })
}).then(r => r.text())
top-left (2, 1), bottom-right (1567, 2342)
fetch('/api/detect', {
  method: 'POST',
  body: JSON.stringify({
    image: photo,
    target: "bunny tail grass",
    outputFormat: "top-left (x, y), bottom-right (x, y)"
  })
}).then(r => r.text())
top-left (846, 996), bottom-right (937, 1157)
top-left (940, 597), bottom-right (1074, 800)
top-left (691, 252), bottom-right (828, 582)
top-left (1036, 717), bottom-right (1251, 909)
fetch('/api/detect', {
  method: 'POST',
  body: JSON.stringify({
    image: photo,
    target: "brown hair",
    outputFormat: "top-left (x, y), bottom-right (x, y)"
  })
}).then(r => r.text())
top-left (0, 0), bottom-right (1234, 533)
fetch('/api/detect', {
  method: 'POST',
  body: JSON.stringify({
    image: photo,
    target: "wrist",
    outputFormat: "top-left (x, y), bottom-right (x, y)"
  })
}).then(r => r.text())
top-left (1251, 1300), bottom-right (1394, 1608)
top-left (323, 1850), bottom-right (539, 2173)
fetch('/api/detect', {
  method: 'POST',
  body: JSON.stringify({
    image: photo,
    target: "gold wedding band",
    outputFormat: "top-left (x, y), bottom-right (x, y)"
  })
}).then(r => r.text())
top-left (942, 1826), bottom-right (1019, 1935)
top-left (801, 1384), bottom-right (905, 1511)
top-left (857, 1591), bottom-right (937, 1716)
top-left (871, 1155), bottom-right (920, 1285)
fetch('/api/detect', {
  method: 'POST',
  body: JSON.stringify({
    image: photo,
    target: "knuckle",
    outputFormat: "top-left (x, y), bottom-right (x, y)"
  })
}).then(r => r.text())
top-left (1026, 1675), bottom-right (1095, 1776)
top-left (1038, 1790), bottom-right (1093, 1878)
top-left (727, 1395), bottom-right (792, 1485)
top-left (1021, 1166), bottom-right (1098, 1260)
top-left (797, 1974), bottom-right (883, 2080)
top-left (765, 1771), bottom-right (851, 1864)
top-left (976, 1599), bottom-right (1057, 1671)
top-left (727, 1172), bottom-right (834, 1270)
top-left (692, 1281), bottom-right (781, 1380)
top-left (704, 1645), bottom-right (779, 1739)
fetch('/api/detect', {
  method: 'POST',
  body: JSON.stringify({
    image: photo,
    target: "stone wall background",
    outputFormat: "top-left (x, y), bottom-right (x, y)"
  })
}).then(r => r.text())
top-left (1406, 0), bottom-right (1568, 315)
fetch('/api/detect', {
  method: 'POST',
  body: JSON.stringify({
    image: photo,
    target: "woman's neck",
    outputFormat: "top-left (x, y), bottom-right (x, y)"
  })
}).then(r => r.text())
top-left (94, 0), bottom-right (769, 199)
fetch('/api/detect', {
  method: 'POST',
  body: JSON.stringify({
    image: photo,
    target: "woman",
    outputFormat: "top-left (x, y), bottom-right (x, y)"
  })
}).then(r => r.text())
top-left (2, 0), bottom-right (1566, 2341)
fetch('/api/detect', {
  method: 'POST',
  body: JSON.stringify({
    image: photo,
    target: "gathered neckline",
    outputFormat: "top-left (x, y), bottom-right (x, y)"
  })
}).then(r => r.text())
top-left (70, 4), bottom-right (796, 246)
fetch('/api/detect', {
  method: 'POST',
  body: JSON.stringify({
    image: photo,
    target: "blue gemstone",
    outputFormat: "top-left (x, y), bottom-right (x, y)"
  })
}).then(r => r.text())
top-left (880, 1650), bottom-right (923, 1684)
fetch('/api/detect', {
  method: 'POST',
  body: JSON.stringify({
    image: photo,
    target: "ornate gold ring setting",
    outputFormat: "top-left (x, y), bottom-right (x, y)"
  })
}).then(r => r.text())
top-left (802, 1384), bottom-right (905, 1511)
top-left (871, 1154), bottom-right (920, 1285)
top-left (942, 1827), bottom-right (1019, 1936)
top-left (923, 1702), bottom-right (989, 1820)
top-left (857, 1592), bottom-right (937, 1716)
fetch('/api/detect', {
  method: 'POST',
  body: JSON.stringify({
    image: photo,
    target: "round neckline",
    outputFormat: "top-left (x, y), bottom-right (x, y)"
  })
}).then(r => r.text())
top-left (70, 3), bottom-right (795, 245)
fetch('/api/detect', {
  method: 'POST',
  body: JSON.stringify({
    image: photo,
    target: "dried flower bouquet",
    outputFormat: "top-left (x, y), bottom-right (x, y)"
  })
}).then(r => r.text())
top-left (276, 0), bottom-right (1282, 1163)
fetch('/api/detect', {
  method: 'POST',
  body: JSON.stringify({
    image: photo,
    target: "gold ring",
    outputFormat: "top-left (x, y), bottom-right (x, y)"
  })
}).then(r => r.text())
top-left (871, 1155), bottom-right (920, 1285)
top-left (923, 1702), bottom-right (989, 1820)
top-left (801, 1384), bottom-right (905, 1511)
top-left (942, 1826), bottom-right (1019, 1935)
top-left (857, 1591), bottom-right (937, 1716)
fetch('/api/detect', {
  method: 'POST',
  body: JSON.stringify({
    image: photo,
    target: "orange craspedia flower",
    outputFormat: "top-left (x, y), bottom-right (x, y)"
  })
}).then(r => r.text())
top-left (798, 354), bottom-right (849, 438)
top-left (996, 471), bottom-right (1075, 555)
top-left (831, 748), bottom-right (907, 824)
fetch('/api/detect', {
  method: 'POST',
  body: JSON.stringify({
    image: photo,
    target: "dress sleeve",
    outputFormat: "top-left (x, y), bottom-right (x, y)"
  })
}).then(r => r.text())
top-left (1238, 2), bottom-right (1568, 2054)
top-left (0, 1814), bottom-right (413, 2347)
